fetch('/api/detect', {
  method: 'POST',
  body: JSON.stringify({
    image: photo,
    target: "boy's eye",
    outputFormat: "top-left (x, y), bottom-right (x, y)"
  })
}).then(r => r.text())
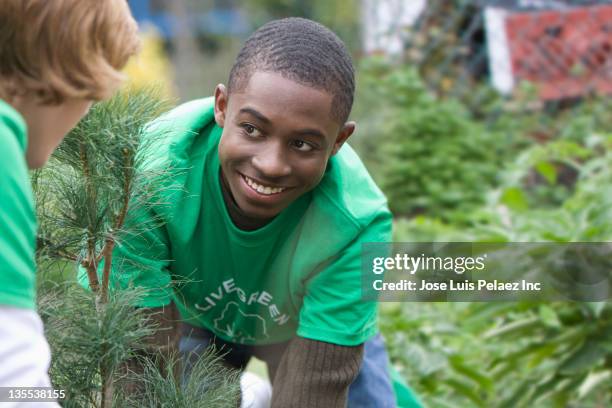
top-left (291, 140), bottom-right (314, 152)
top-left (241, 124), bottom-right (262, 138)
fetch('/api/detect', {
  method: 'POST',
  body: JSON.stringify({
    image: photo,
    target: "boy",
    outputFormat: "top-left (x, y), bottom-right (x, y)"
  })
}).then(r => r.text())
top-left (0, 0), bottom-right (139, 389)
top-left (102, 18), bottom-right (399, 407)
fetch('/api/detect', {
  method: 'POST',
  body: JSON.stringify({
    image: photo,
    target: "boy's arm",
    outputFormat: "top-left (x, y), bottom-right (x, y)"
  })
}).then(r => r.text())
top-left (297, 207), bottom-right (392, 346)
top-left (270, 336), bottom-right (363, 408)
top-left (269, 206), bottom-right (392, 405)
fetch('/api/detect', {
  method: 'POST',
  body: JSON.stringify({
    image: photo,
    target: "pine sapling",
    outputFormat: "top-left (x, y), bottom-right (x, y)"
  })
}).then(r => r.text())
top-left (35, 86), bottom-right (175, 407)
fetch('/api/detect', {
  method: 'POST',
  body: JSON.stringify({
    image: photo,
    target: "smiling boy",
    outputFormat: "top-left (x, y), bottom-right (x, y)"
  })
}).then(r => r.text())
top-left (216, 68), bottom-right (354, 220)
top-left (103, 18), bottom-right (397, 406)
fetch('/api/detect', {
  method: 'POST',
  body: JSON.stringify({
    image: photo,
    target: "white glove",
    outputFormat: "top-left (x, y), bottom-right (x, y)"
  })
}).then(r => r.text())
top-left (240, 371), bottom-right (272, 408)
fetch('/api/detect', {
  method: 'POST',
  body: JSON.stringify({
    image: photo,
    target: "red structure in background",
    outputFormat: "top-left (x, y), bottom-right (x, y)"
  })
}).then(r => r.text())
top-left (505, 4), bottom-right (612, 100)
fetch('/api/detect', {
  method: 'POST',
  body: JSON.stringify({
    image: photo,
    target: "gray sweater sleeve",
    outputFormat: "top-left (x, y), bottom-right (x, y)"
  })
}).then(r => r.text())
top-left (270, 336), bottom-right (364, 408)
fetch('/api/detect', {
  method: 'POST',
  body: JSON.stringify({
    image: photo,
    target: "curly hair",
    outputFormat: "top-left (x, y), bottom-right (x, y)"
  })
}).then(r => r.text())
top-left (228, 17), bottom-right (355, 123)
top-left (0, 0), bottom-right (140, 104)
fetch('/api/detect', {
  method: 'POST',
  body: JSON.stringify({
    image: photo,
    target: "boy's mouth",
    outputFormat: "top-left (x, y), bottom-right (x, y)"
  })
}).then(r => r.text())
top-left (241, 174), bottom-right (287, 195)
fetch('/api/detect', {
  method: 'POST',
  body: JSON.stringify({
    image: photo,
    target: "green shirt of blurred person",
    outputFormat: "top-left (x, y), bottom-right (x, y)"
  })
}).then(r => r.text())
top-left (0, 0), bottom-right (139, 389)
top-left (0, 100), bottom-right (37, 310)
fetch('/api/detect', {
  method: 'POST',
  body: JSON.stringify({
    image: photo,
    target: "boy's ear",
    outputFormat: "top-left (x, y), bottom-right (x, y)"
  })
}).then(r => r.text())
top-left (214, 84), bottom-right (227, 127)
top-left (331, 121), bottom-right (356, 156)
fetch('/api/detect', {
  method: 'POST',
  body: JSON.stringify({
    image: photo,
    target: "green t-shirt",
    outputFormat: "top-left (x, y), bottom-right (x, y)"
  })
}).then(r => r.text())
top-left (82, 98), bottom-right (392, 346)
top-left (0, 100), bottom-right (37, 310)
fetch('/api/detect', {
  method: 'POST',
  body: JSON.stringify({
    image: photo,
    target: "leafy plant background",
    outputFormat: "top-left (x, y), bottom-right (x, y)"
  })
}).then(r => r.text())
top-left (351, 56), bottom-right (612, 408)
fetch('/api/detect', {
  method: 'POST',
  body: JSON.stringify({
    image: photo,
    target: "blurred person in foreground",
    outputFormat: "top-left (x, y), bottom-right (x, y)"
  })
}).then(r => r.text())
top-left (0, 0), bottom-right (139, 393)
top-left (91, 17), bottom-right (421, 407)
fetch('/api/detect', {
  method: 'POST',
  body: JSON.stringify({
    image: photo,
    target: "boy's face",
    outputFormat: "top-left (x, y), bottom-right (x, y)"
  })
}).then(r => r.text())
top-left (12, 95), bottom-right (92, 168)
top-left (215, 71), bottom-right (355, 220)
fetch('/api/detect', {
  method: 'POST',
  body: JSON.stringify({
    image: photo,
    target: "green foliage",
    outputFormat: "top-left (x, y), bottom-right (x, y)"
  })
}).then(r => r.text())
top-left (474, 134), bottom-right (612, 242)
top-left (361, 61), bottom-right (506, 217)
top-left (38, 280), bottom-right (241, 407)
top-left (386, 133), bottom-right (612, 406)
top-left (381, 300), bottom-right (612, 408)
top-left (39, 283), bottom-right (154, 407)
top-left (360, 4), bottom-right (612, 405)
top-left (122, 349), bottom-right (241, 407)
top-left (34, 86), bottom-right (174, 298)
top-left (242, 0), bottom-right (361, 51)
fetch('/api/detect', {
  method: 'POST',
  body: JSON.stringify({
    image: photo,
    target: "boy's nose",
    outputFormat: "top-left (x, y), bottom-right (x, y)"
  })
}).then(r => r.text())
top-left (252, 144), bottom-right (291, 179)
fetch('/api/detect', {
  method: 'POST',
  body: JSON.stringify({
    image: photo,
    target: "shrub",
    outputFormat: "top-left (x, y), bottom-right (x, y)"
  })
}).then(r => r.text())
top-left (367, 63), bottom-right (504, 218)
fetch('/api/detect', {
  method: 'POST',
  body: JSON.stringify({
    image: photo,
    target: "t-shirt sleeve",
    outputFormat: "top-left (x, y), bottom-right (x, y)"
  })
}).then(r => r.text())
top-left (78, 203), bottom-right (173, 308)
top-left (0, 127), bottom-right (37, 310)
top-left (0, 306), bottom-right (58, 399)
top-left (297, 208), bottom-right (392, 346)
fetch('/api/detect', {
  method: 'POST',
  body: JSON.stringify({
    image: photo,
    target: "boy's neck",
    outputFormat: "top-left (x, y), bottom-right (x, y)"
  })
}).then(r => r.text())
top-left (219, 169), bottom-right (273, 231)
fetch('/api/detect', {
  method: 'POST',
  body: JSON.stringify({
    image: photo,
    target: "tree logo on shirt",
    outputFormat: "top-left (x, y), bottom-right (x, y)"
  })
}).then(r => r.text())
top-left (193, 278), bottom-right (291, 342)
top-left (213, 301), bottom-right (269, 343)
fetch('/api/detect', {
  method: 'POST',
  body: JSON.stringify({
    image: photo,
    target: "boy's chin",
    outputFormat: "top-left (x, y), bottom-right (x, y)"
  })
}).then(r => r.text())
top-left (25, 150), bottom-right (51, 169)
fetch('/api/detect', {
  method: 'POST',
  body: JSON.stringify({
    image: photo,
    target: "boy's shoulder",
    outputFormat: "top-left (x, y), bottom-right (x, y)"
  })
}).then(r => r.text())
top-left (146, 97), bottom-right (215, 149)
top-left (138, 97), bottom-right (215, 170)
top-left (312, 143), bottom-right (390, 230)
top-left (152, 97), bottom-right (215, 132)
top-left (0, 100), bottom-right (29, 184)
top-left (293, 144), bottom-right (391, 271)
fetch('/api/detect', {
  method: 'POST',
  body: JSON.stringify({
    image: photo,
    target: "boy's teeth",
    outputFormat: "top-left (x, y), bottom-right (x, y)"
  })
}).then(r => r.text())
top-left (244, 175), bottom-right (285, 195)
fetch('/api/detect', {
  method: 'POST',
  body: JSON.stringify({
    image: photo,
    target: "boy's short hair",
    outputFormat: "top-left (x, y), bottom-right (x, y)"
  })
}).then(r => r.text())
top-left (228, 17), bottom-right (355, 124)
top-left (0, 0), bottom-right (140, 104)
